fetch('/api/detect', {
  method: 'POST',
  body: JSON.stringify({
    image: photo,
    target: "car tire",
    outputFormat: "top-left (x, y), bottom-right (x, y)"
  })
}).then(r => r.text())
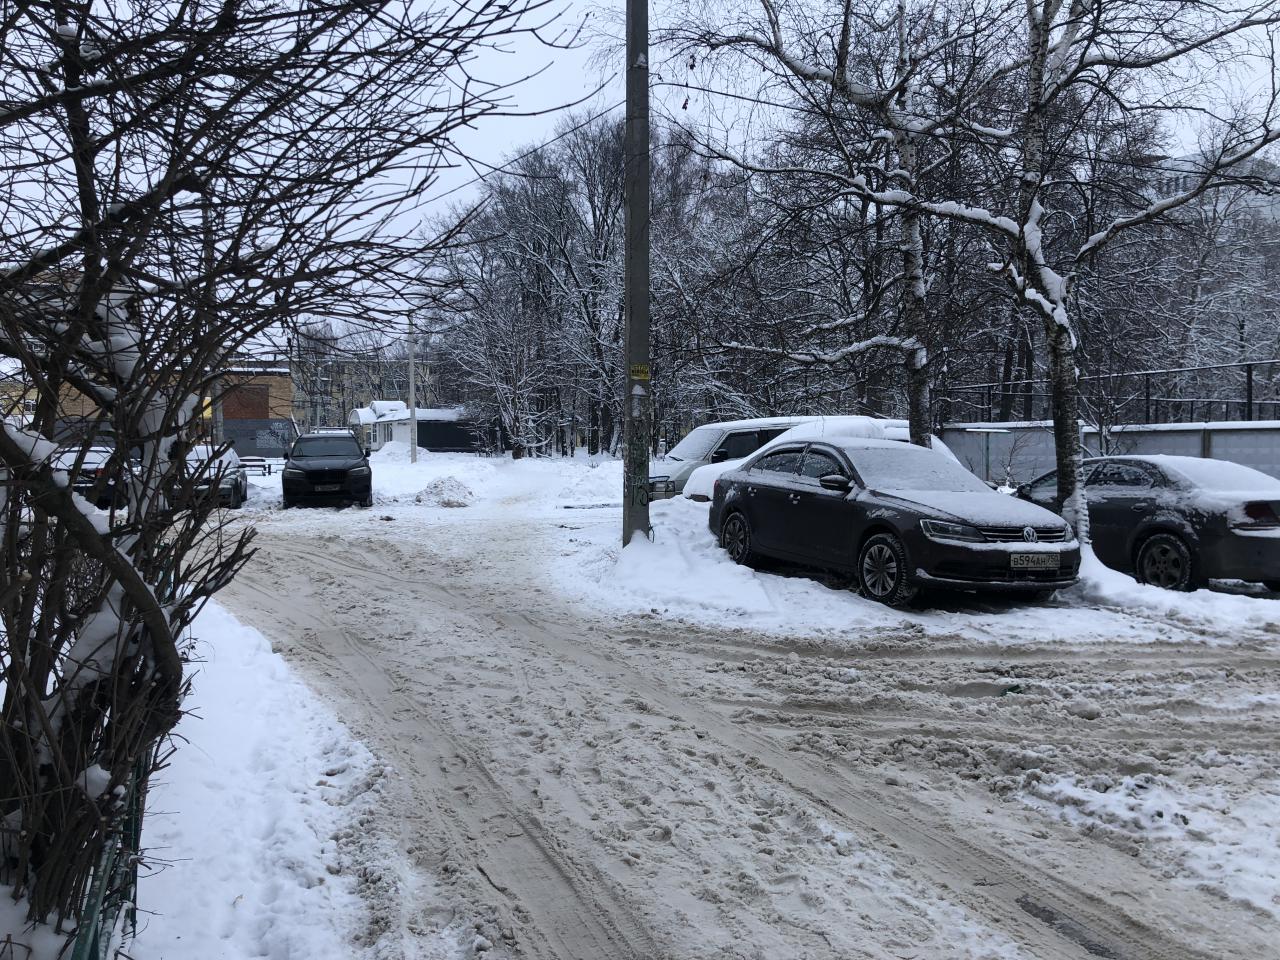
top-left (228, 483), bottom-right (243, 510)
top-left (361, 493), bottom-right (373, 508)
top-left (858, 533), bottom-right (918, 607)
top-left (1135, 533), bottom-right (1196, 591)
top-left (720, 511), bottom-right (758, 566)
top-left (282, 496), bottom-right (295, 510)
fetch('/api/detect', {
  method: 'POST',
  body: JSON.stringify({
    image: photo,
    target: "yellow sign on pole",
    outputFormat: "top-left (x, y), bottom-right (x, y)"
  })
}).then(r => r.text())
top-left (629, 363), bottom-right (650, 381)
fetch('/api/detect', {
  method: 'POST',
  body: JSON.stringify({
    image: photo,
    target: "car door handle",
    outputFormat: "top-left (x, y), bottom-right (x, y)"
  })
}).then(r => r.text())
top-left (1131, 502), bottom-right (1152, 512)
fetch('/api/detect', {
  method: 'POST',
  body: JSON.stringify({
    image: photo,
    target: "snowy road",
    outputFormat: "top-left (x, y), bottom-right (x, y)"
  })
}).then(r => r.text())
top-left (219, 463), bottom-right (1279, 960)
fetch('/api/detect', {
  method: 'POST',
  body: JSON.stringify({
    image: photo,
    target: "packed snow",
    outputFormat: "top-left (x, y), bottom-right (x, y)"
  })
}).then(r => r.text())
top-left (223, 449), bottom-right (1280, 958)
top-left (105, 448), bottom-right (1278, 960)
top-left (132, 602), bottom-right (470, 960)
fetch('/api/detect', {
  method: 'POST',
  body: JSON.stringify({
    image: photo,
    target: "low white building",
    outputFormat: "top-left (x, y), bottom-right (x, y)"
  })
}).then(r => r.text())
top-left (349, 401), bottom-right (470, 451)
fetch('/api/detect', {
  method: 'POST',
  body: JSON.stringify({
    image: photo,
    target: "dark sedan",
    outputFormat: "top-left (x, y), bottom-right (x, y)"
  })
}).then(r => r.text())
top-left (710, 438), bottom-right (1080, 606)
top-left (54, 445), bottom-right (139, 509)
top-left (282, 432), bottom-right (373, 508)
top-left (1019, 455), bottom-right (1280, 591)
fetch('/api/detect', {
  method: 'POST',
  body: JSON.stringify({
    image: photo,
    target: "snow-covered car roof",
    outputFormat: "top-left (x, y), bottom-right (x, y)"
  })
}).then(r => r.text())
top-left (1089, 454), bottom-right (1280, 491)
top-left (187, 444), bottom-right (239, 465)
top-left (53, 445), bottom-right (113, 469)
top-left (688, 415), bottom-right (818, 432)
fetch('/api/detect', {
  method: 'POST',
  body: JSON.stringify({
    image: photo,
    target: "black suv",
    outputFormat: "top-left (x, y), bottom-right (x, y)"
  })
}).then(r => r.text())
top-left (282, 432), bottom-right (373, 508)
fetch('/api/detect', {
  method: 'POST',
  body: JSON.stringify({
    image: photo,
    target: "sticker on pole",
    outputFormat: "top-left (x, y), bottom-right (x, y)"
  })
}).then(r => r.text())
top-left (629, 363), bottom-right (650, 381)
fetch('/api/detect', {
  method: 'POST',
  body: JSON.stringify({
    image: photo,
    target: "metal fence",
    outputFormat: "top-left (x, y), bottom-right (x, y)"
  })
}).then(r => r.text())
top-left (941, 419), bottom-right (1280, 483)
top-left (943, 359), bottom-right (1280, 426)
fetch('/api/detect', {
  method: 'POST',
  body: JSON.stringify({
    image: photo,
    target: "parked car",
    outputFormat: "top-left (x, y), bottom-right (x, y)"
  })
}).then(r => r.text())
top-left (710, 437), bottom-right (1079, 606)
top-left (54, 445), bottom-right (136, 508)
top-left (185, 444), bottom-right (249, 509)
top-left (1019, 455), bottom-right (1280, 591)
top-left (282, 432), bottom-right (373, 508)
top-left (683, 417), bottom-right (959, 501)
top-left (649, 417), bottom-right (815, 499)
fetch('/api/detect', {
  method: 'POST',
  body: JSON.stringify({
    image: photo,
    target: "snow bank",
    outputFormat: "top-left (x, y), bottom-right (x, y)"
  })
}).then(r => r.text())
top-left (132, 603), bottom-right (467, 960)
top-left (1021, 770), bottom-right (1280, 915)
top-left (252, 446), bottom-right (622, 513)
top-left (1067, 549), bottom-right (1280, 632)
top-left (558, 497), bottom-right (1279, 648)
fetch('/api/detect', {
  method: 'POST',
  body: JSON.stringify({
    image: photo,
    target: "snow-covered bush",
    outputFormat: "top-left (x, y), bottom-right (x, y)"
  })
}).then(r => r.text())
top-left (0, 0), bottom-right (549, 951)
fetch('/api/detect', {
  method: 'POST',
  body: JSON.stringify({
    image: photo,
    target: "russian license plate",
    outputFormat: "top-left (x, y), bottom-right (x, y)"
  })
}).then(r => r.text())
top-left (1011, 553), bottom-right (1059, 570)
top-left (315, 484), bottom-right (342, 492)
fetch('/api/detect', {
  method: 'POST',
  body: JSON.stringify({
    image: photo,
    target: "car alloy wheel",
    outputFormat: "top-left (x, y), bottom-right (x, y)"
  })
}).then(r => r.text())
top-left (721, 512), bottom-right (755, 565)
top-left (1136, 533), bottom-right (1194, 591)
top-left (862, 543), bottom-right (898, 597)
top-left (858, 533), bottom-right (917, 607)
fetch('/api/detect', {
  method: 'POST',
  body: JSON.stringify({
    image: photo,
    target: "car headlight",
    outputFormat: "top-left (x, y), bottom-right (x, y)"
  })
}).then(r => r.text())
top-left (349, 466), bottom-right (371, 477)
top-left (282, 467), bottom-right (304, 478)
top-left (920, 519), bottom-right (986, 542)
top-left (1062, 521), bottom-right (1076, 541)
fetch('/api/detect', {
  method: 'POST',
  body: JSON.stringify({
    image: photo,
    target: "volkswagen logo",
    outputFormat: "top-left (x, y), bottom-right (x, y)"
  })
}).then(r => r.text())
top-left (1022, 526), bottom-right (1039, 543)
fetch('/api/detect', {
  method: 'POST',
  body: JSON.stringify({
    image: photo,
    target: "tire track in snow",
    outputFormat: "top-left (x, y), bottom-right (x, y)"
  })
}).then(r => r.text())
top-left (223, 515), bottom-right (1274, 960)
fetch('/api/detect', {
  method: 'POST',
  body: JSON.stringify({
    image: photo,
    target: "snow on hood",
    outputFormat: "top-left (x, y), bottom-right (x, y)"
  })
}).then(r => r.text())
top-left (877, 489), bottom-right (1067, 528)
top-left (683, 457), bottom-right (748, 499)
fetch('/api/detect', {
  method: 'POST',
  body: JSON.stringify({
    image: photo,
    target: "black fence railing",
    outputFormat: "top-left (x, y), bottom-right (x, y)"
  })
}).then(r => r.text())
top-left (943, 359), bottom-right (1280, 425)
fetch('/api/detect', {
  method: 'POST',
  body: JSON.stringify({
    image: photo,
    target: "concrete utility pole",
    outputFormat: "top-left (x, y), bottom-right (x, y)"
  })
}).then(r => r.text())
top-left (622, 0), bottom-right (651, 546)
top-left (408, 315), bottom-right (418, 464)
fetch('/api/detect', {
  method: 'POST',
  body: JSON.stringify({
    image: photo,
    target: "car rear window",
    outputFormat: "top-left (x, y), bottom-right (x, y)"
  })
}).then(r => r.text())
top-left (846, 445), bottom-right (987, 492)
top-left (293, 436), bottom-right (362, 457)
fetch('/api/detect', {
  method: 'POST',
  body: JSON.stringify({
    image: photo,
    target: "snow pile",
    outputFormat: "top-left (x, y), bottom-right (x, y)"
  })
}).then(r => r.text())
top-left (415, 477), bottom-right (474, 508)
top-left (252, 446), bottom-right (622, 513)
top-left (560, 497), bottom-right (1234, 647)
top-left (132, 602), bottom-right (468, 960)
top-left (1067, 549), bottom-right (1280, 633)
top-left (1021, 771), bottom-right (1280, 915)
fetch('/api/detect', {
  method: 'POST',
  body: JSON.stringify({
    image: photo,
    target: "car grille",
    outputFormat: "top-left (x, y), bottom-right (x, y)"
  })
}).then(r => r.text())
top-left (305, 470), bottom-right (348, 484)
top-left (977, 525), bottom-right (1067, 543)
top-left (933, 560), bottom-right (1079, 582)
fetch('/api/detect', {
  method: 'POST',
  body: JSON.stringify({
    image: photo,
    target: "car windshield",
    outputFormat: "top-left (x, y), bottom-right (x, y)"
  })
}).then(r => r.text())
top-left (666, 426), bottom-right (721, 462)
top-left (292, 436), bottom-right (362, 457)
top-left (846, 445), bottom-right (988, 492)
top-left (1161, 458), bottom-right (1280, 493)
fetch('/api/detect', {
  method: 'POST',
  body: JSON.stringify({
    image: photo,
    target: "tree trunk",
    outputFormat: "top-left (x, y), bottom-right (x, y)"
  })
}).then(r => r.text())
top-left (905, 354), bottom-right (931, 448)
top-left (588, 404), bottom-right (600, 456)
top-left (997, 305), bottom-right (1018, 420)
top-left (1048, 325), bottom-right (1090, 542)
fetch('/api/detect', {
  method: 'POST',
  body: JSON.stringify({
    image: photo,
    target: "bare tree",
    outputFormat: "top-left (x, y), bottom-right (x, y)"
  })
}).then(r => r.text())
top-left (662, 0), bottom-right (1280, 531)
top-left (0, 0), bottom-right (563, 943)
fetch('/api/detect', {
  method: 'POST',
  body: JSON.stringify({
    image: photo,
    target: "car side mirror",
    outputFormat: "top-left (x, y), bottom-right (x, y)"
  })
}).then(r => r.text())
top-left (710, 449), bottom-right (728, 463)
top-left (1015, 483), bottom-right (1030, 499)
top-left (364, 447), bottom-right (372, 458)
top-left (819, 474), bottom-right (851, 492)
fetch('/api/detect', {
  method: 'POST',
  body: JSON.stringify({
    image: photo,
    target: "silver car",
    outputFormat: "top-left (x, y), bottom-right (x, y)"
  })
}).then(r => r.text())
top-left (648, 417), bottom-right (816, 499)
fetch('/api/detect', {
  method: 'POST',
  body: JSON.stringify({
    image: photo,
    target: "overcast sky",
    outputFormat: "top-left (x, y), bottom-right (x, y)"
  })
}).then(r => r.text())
top-left (419, 1), bottom-right (626, 220)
